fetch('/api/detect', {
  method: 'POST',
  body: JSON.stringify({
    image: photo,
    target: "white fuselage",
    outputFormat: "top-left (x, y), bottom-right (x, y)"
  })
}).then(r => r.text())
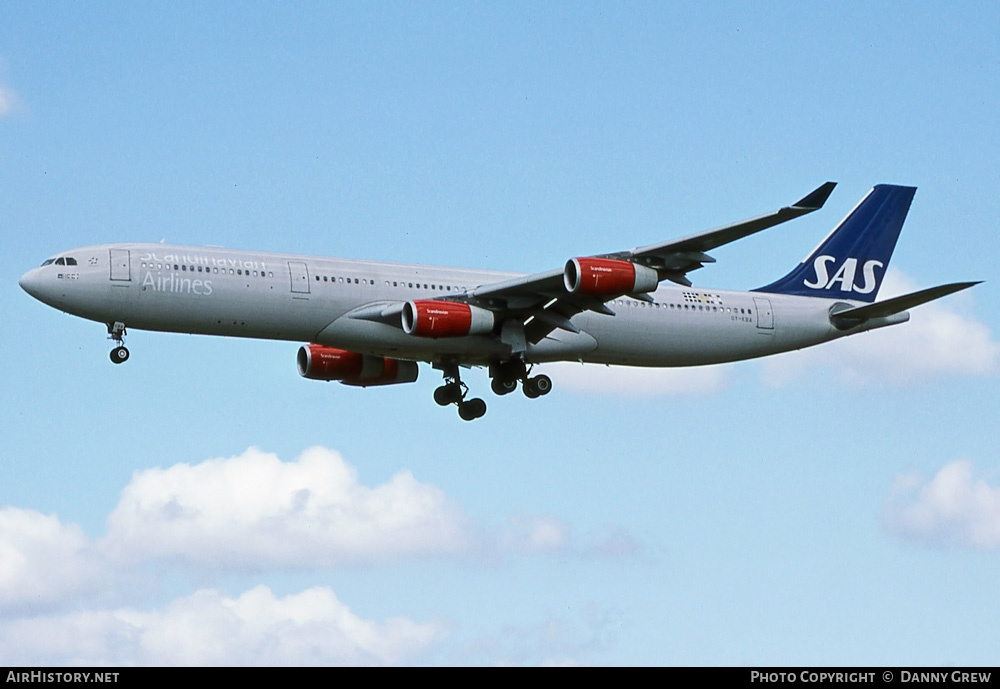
top-left (19, 243), bottom-right (905, 368)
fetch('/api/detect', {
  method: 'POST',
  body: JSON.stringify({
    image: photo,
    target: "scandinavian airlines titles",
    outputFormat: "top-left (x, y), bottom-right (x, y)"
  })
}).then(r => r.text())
top-left (137, 251), bottom-right (273, 297)
top-left (138, 251), bottom-right (269, 272)
top-left (140, 270), bottom-right (213, 295)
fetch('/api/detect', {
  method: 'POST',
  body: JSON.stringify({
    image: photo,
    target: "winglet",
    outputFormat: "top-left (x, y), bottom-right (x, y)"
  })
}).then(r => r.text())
top-left (792, 181), bottom-right (837, 211)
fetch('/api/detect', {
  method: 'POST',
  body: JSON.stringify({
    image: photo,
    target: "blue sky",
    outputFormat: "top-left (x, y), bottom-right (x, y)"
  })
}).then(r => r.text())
top-left (2, 2), bottom-right (998, 665)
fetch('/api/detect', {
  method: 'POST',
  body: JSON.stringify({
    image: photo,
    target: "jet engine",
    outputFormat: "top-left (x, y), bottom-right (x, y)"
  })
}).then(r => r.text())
top-left (297, 344), bottom-right (418, 386)
top-left (401, 300), bottom-right (495, 338)
top-left (564, 257), bottom-right (659, 297)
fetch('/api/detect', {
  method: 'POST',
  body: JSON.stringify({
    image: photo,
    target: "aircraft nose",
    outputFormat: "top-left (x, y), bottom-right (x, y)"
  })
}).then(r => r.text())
top-left (19, 268), bottom-right (43, 299)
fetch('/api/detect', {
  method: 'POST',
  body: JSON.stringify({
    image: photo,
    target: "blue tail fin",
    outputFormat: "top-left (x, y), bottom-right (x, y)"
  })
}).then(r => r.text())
top-left (753, 184), bottom-right (916, 303)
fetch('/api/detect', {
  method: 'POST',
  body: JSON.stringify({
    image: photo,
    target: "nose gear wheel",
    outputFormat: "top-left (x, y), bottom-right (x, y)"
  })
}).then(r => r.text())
top-left (107, 322), bottom-right (129, 364)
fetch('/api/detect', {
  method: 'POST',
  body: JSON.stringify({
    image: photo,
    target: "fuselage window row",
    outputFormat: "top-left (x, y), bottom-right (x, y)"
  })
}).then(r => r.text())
top-left (613, 298), bottom-right (753, 317)
top-left (140, 261), bottom-right (274, 279)
top-left (140, 261), bottom-right (276, 279)
top-left (307, 275), bottom-right (467, 293)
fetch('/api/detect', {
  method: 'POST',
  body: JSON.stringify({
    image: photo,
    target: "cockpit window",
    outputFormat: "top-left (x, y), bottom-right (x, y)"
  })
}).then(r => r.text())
top-left (40, 257), bottom-right (77, 266)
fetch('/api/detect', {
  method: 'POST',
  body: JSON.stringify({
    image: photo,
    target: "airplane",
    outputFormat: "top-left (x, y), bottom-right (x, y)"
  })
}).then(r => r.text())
top-left (19, 182), bottom-right (980, 420)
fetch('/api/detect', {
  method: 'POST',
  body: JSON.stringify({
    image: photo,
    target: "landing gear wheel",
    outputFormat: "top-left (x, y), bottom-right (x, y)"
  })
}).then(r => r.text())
top-left (458, 398), bottom-right (487, 421)
top-left (522, 374), bottom-right (552, 398)
top-left (434, 383), bottom-right (463, 406)
top-left (523, 379), bottom-right (540, 398)
top-left (434, 362), bottom-right (487, 420)
top-left (434, 385), bottom-right (450, 406)
top-left (532, 374), bottom-right (552, 396)
top-left (491, 378), bottom-right (517, 396)
top-left (110, 346), bottom-right (130, 364)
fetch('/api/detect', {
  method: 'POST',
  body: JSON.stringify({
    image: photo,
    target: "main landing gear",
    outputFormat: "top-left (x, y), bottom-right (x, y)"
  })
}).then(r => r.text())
top-left (489, 359), bottom-right (552, 400)
top-left (434, 363), bottom-right (487, 421)
top-left (108, 321), bottom-right (130, 364)
top-left (434, 359), bottom-right (553, 421)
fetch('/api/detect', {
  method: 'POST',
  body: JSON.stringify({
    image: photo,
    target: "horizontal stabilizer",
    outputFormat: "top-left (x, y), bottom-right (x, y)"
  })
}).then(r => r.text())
top-left (829, 281), bottom-right (981, 328)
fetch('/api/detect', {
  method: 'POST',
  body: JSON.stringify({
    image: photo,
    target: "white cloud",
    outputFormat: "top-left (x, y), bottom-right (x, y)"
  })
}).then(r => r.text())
top-left (0, 446), bottom-right (638, 663)
top-left (500, 515), bottom-right (572, 554)
top-left (883, 460), bottom-right (1000, 549)
top-left (0, 508), bottom-right (105, 610)
top-left (103, 446), bottom-right (472, 568)
top-left (0, 585), bottom-right (445, 666)
top-left (0, 83), bottom-right (20, 116)
top-left (583, 524), bottom-right (640, 558)
top-left (541, 361), bottom-right (730, 397)
top-left (760, 270), bottom-right (997, 386)
top-left (1, 446), bottom-right (636, 611)
top-left (495, 517), bottom-right (642, 561)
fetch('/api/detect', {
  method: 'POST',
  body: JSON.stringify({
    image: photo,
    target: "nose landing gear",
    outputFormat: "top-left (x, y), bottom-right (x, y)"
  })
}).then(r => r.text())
top-left (107, 321), bottom-right (129, 364)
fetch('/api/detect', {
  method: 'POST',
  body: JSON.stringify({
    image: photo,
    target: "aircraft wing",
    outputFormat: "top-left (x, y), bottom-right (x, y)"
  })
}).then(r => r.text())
top-left (462, 181), bottom-right (837, 343)
top-left (602, 181), bottom-right (837, 285)
top-left (350, 182), bottom-right (838, 345)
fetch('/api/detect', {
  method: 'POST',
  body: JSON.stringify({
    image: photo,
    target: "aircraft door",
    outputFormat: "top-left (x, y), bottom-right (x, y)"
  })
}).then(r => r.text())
top-left (753, 297), bottom-right (774, 329)
top-left (110, 249), bottom-right (131, 281)
top-left (288, 261), bottom-right (311, 294)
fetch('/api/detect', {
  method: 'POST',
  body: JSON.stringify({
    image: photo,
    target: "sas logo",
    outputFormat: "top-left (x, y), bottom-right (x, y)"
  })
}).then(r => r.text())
top-left (804, 256), bottom-right (883, 294)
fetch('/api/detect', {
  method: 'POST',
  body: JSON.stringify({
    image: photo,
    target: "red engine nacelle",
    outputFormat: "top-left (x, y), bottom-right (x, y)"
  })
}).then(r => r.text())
top-left (563, 257), bottom-right (659, 297)
top-left (297, 345), bottom-right (418, 387)
top-left (401, 300), bottom-right (495, 338)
